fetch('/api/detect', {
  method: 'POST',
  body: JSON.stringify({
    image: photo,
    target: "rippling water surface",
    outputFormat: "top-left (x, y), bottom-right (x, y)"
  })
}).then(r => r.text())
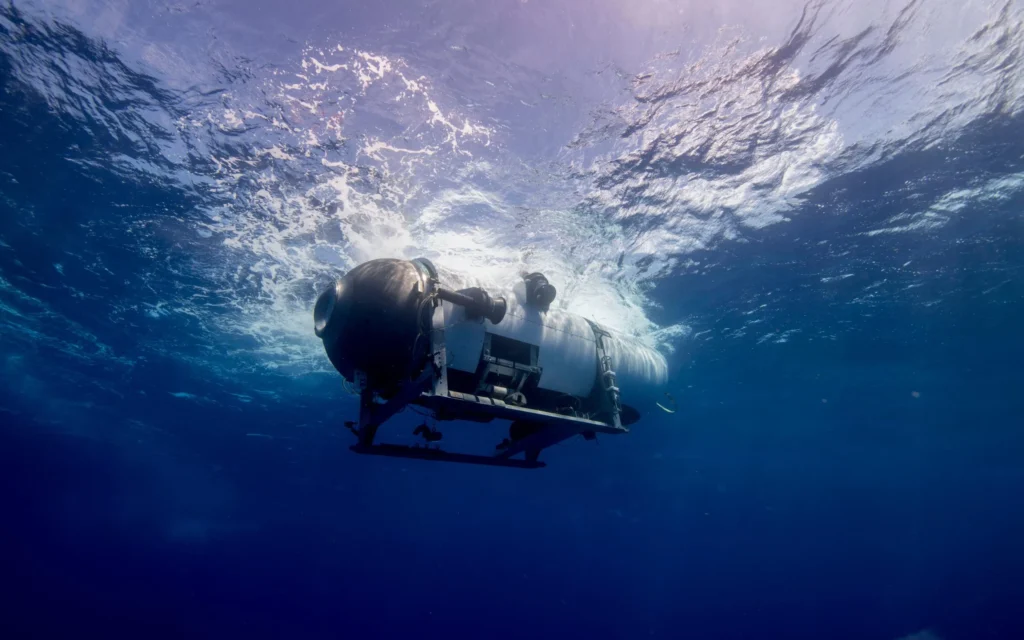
top-left (2, 1), bottom-right (1023, 638)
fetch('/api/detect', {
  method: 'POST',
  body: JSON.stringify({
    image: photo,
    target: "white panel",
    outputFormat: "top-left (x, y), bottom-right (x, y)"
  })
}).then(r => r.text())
top-left (600, 330), bottom-right (669, 399)
top-left (441, 302), bottom-right (485, 372)
top-left (487, 295), bottom-right (598, 397)
top-left (434, 279), bottom-right (668, 401)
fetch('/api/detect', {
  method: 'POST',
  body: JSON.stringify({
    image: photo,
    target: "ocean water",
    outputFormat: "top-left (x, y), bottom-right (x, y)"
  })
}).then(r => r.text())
top-left (1, 0), bottom-right (1023, 638)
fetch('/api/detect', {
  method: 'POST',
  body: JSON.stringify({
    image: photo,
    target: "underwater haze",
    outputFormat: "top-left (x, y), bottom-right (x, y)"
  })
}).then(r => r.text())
top-left (2, 0), bottom-right (1023, 638)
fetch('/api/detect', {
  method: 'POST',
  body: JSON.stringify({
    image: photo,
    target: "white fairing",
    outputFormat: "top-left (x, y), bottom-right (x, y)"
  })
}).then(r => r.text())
top-left (599, 331), bottom-right (670, 399)
top-left (440, 280), bottom-right (668, 399)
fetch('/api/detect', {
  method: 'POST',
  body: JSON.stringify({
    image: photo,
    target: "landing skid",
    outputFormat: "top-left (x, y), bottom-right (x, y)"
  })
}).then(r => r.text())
top-left (346, 388), bottom-right (625, 468)
top-left (343, 300), bottom-right (628, 468)
top-left (350, 443), bottom-right (546, 469)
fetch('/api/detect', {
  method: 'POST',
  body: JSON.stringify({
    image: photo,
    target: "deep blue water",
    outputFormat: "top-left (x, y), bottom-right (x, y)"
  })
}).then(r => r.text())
top-left (2, 0), bottom-right (1024, 638)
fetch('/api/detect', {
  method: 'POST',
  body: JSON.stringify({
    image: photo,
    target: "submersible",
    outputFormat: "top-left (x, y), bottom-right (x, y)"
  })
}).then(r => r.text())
top-left (314, 257), bottom-right (668, 468)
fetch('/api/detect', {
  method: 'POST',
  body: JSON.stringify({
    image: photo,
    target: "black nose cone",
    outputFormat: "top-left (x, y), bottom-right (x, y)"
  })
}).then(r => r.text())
top-left (313, 259), bottom-right (428, 393)
top-left (314, 279), bottom-right (348, 339)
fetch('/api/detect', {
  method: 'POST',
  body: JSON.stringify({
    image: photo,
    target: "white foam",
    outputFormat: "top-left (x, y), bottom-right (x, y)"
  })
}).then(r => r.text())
top-left (170, 42), bottom-right (689, 377)
top-left (20, 1), bottom-right (1016, 388)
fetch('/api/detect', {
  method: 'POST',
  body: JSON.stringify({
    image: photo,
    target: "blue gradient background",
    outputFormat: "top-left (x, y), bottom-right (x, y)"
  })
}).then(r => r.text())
top-left (2, 1), bottom-right (1023, 639)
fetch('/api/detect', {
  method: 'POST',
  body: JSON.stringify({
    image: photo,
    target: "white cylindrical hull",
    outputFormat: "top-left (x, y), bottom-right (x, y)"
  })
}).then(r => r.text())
top-left (440, 281), bottom-right (668, 400)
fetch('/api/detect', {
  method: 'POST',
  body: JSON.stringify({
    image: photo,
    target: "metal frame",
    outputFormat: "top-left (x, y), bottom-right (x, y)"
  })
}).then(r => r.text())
top-left (348, 285), bottom-right (629, 468)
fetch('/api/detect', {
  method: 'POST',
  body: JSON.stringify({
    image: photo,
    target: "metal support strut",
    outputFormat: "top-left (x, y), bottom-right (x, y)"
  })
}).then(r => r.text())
top-left (586, 320), bottom-right (623, 431)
